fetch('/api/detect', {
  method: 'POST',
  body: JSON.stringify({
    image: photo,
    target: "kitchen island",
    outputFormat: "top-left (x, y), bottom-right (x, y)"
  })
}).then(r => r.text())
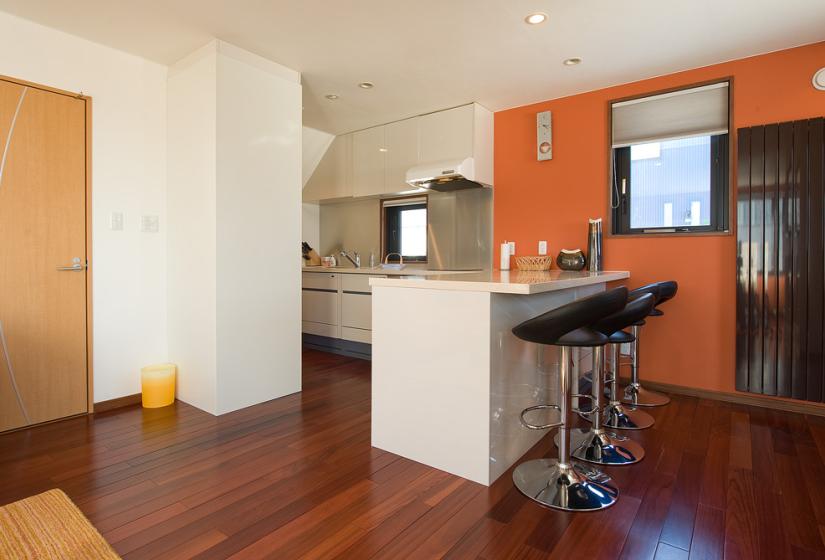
top-left (369, 269), bottom-right (630, 485)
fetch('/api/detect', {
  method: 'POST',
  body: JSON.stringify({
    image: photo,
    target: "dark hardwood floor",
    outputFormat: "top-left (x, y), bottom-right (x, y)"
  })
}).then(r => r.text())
top-left (2, 349), bottom-right (825, 559)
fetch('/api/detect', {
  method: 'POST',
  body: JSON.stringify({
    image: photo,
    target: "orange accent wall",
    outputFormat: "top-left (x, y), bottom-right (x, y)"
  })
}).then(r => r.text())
top-left (494, 41), bottom-right (825, 394)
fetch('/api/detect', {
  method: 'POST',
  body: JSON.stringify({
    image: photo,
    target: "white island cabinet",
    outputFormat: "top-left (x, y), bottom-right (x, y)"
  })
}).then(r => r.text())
top-left (369, 269), bottom-right (630, 486)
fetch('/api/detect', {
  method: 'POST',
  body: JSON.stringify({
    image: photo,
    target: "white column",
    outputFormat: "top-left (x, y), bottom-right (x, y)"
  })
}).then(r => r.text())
top-left (167, 41), bottom-right (302, 415)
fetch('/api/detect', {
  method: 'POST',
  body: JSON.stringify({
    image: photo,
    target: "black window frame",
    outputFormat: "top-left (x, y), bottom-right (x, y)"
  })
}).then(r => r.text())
top-left (609, 79), bottom-right (732, 237)
top-left (382, 201), bottom-right (428, 263)
top-left (611, 134), bottom-right (730, 235)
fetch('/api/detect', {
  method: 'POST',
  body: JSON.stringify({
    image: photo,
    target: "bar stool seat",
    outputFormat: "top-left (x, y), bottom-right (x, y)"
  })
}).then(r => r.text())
top-left (511, 288), bottom-right (627, 512)
top-left (622, 281), bottom-right (677, 407)
top-left (610, 331), bottom-right (634, 344)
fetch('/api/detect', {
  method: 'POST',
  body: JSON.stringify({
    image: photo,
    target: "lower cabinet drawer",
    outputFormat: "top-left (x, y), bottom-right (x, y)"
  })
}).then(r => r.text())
top-left (302, 321), bottom-right (338, 338)
top-left (341, 326), bottom-right (371, 344)
top-left (341, 292), bottom-right (371, 330)
top-left (302, 271), bottom-right (339, 290)
top-left (341, 274), bottom-right (385, 293)
top-left (302, 289), bottom-right (338, 325)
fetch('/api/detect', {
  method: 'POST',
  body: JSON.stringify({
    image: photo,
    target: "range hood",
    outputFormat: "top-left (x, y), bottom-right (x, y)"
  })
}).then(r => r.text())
top-left (405, 158), bottom-right (491, 192)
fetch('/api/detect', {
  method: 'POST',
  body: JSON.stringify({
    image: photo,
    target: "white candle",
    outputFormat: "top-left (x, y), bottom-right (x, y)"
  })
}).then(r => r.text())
top-left (500, 241), bottom-right (511, 271)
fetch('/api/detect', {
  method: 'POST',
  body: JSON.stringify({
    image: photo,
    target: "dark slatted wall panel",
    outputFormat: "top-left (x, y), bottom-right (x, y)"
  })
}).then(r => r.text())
top-left (777, 122), bottom-right (794, 397)
top-left (737, 117), bottom-right (825, 402)
top-left (735, 129), bottom-right (751, 392)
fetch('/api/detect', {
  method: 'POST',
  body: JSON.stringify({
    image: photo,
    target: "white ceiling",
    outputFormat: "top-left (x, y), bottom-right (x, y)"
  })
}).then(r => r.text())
top-left (1, 0), bottom-right (823, 134)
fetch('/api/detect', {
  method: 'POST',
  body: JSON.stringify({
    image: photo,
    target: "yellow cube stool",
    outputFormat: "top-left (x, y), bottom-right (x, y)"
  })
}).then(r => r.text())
top-left (141, 363), bottom-right (177, 408)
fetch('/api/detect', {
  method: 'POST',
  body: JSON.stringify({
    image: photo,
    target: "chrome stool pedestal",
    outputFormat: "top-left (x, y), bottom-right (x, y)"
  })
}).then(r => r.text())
top-left (568, 346), bottom-right (645, 465)
top-left (604, 341), bottom-right (655, 430)
top-left (514, 346), bottom-right (619, 511)
top-left (621, 324), bottom-right (671, 407)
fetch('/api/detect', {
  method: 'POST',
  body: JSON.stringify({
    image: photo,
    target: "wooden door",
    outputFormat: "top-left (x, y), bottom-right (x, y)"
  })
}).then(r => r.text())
top-left (0, 78), bottom-right (88, 431)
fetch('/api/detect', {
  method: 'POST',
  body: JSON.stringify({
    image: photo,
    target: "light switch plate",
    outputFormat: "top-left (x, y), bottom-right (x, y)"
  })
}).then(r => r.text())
top-left (141, 215), bottom-right (159, 233)
top-left (508, 241), bottom-right (516, 255)
top-left (110, 212), bottom-right (123, 231)
top-left (538, 241), bottom-right (547, 255)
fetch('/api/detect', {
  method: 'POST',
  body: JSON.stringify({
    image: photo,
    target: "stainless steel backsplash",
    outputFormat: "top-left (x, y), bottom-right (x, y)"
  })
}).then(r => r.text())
top-left (427, 188), bottom-right (493, 271)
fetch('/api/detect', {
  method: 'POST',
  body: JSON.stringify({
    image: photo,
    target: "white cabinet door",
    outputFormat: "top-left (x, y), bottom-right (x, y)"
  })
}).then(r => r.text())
top-left (352, 126), bottom-right (386, 197)
top-left (384, 118), bottom-right (419, 193)
top-left (341, 273), bottom-right (385, 293)
top-left (303, 134), bottom-right (352, 201)
top-left (302, 290), bottom-right (338, 325)
top-left (418, 104), bottom-right (474, 163)
top-left (341, 293), bottom-right (372, 330)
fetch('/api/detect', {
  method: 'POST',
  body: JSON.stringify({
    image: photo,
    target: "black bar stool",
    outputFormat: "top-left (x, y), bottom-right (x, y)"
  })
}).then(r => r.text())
top-left (511, 287), bottom-right (627, 512)
top-left (622, 281), bottom-right (678, 407)
top-left (567, 293), bottom-right (656, 464)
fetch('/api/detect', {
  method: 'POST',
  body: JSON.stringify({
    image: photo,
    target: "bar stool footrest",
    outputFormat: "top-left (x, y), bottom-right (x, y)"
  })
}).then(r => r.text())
top-left (520, 404), bottom-right (563, 430)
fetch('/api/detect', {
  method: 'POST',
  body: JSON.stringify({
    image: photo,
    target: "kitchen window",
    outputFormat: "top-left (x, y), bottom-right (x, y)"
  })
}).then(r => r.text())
top-left (610, 81), bottom-right (730, 235)
top-left (382, 197), bottom-right (427, 262)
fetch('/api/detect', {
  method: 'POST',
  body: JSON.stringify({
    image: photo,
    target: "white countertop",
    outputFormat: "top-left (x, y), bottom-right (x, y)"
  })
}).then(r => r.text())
top-left (302, 266), bottom-right (476, 277)
top-left (369, 269), bottom-right (630, 294)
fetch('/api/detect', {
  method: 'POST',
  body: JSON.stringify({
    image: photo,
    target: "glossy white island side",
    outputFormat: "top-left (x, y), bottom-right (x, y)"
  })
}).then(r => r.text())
top-left (369, 270), bottom-right (630, 485)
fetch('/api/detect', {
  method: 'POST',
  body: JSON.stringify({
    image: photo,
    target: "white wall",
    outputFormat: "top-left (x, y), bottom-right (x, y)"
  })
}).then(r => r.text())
top-left (167, 46), bottom-right (218, 414)
top-left (302, 127), bottom-right (334, 187)
top-left (167, 41), bottom-right (302, 415)
top-left (301, 126), bottom-right (333, 256)
top-left (0, 12), bottom-right (168, 402)
top-left (302, 203), bottom-right (321, 254)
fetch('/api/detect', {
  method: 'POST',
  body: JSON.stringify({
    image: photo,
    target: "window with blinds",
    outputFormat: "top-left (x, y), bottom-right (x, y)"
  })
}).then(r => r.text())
top-left (610, 81), bottom-right (731, 235)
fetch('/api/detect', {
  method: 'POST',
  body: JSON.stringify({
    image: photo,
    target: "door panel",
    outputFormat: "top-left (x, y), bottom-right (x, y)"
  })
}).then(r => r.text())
top-left (341, 293), bottom-right (371, 330)
top-left (301, 290), bottom-right (338, 325)
top-left (0, 80), bottom-right (87, 431)
top-left (352, 126), bottom-right (385, 197)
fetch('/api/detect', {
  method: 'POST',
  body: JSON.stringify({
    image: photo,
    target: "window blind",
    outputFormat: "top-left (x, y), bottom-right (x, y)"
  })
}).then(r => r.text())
top-left (611, 82), bottom-right (729, 148)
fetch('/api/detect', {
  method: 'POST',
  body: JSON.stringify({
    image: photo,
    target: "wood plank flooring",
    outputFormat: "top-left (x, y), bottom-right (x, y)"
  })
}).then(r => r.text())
top-left (2, 349), bottom-right (825, 558)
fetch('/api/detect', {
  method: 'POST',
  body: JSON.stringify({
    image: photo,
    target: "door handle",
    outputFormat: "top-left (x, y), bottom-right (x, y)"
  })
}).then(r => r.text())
top-left (56, 257), bottom-right (86, 271)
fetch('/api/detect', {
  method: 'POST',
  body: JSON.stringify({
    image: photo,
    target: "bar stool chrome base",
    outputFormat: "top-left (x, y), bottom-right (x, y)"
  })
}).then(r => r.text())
top-left (564, 427), bottom-right (645, 465)
top-left (513, 458), bottom-right (618, 511)
top-left (603, 401), bottom-right (654, 430)
top-left (621, 383), bottom-right (670, 407)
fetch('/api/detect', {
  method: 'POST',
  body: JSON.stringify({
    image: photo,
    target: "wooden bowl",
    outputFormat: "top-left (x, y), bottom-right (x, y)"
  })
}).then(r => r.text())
top-left (515, 255), bottom-right (553, 271)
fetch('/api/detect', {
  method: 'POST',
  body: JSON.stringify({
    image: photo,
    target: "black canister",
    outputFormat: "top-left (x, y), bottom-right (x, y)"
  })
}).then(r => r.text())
top-left (557, 249), bottom-right (586, 271)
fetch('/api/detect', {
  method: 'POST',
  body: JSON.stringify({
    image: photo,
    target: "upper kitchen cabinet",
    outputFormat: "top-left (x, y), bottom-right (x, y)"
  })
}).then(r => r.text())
top-left (352, 126), bottom-right (386, 197)
top-left (303, 133), bottom-right (352, 202)
top-left (417, 103), bottom-right (493, 186)
top-left (384, 118), bottom-right (419, 192)
top-left (304, 103), bottom-right (492, 201)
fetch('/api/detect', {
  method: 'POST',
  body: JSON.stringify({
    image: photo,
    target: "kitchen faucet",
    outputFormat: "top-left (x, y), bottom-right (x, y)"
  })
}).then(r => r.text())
top-left (339, 250), bottom-right (361, 268)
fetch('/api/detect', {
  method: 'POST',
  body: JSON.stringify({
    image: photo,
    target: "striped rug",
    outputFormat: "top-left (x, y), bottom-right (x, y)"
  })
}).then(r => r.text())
top-left (0, 489), bottom-right (120, 559)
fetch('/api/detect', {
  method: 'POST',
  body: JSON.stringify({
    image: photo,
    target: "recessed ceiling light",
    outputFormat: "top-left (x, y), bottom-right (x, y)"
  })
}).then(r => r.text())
top-left (358, 82), bottom-right (375, 89)
top-left (378, 147), bottom-right (388, 152)
top-left (324, 94), bottom-right (339, 100)
top-left (563, 57), bottom-right (582, 66)
top-left (524, 12), bottom-right (547, 25)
